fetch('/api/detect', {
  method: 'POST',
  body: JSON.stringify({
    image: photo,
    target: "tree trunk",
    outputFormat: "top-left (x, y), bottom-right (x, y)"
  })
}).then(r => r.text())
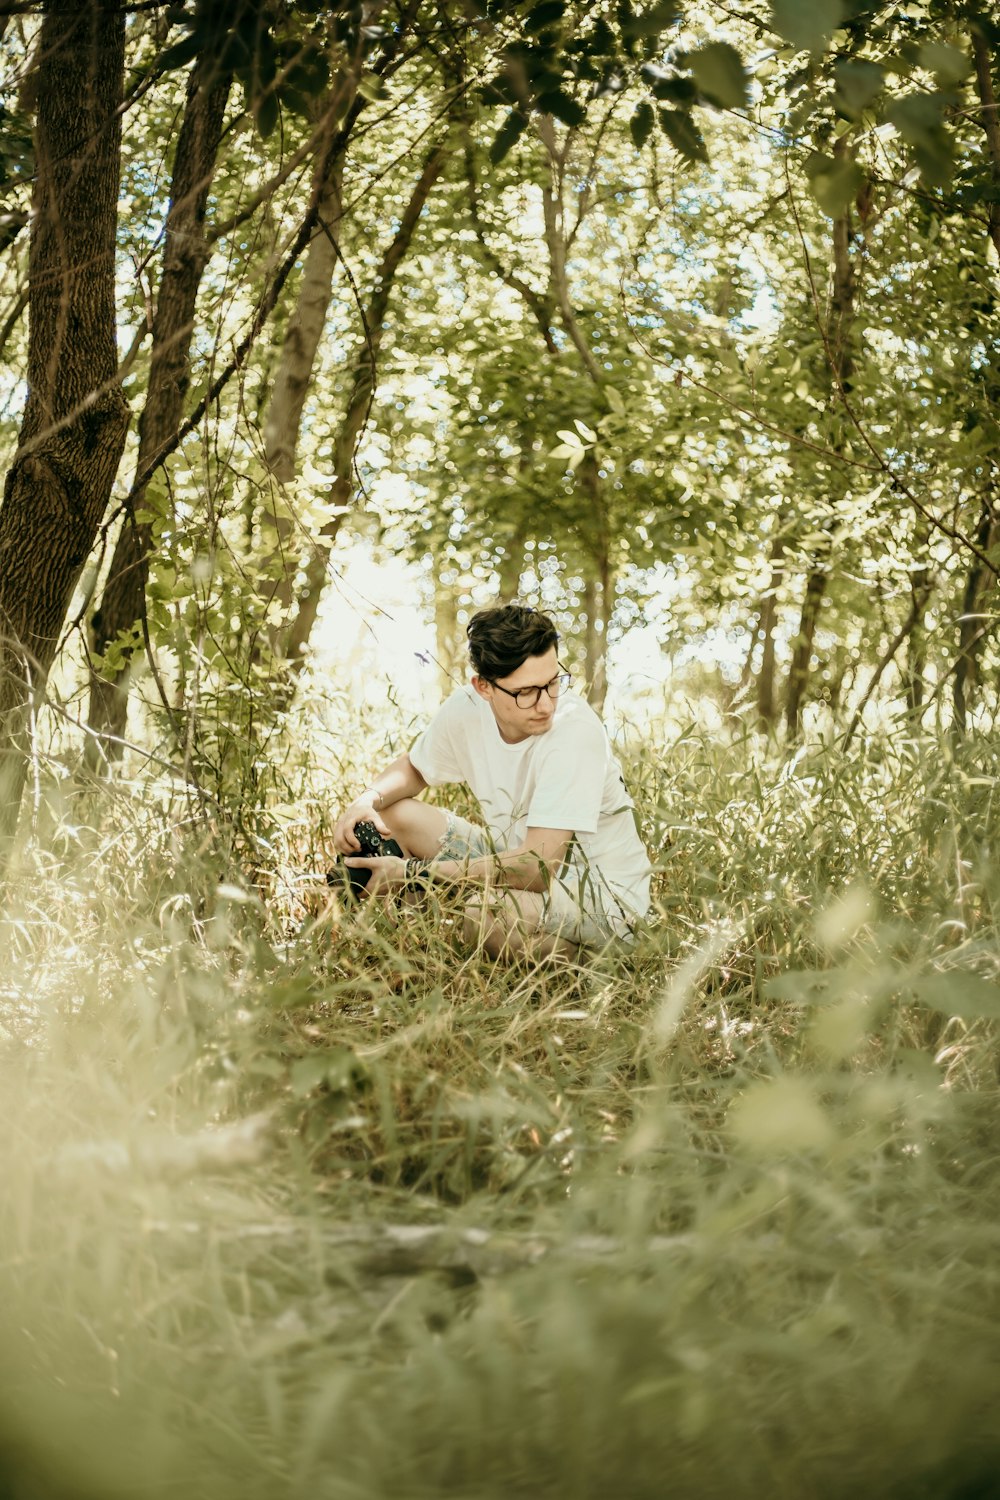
top-left (785, 562), bottom-right (829, 736)
top-left (84, 56), bottom-right (231, 765)
top-left (536, 115), bottom-right (604, 385)
top-left (953, 500), bottom-right (997, 733)
top-left (756, 533), bottom-right (785, 726)
top-left (262, 98), bottom-right (353, 483)
top-left (270, 142), bottom-right (446, 698)
top-left (583, 576), bottom-right (601, 705)
top-left (0, 0), bottom-right (129, 853)
top-left (785, 147), bottom-right (857, 737)
top-left (905, 523), bottom-right (932, 713)
top-left (498, 532), bottom-right (526, 600)
top-left (971, 25), bottom-right (1000, 262)
top-left (433, 582), bottom-right (464, 696)
top-left (257, 147), bottom-right (347, 649)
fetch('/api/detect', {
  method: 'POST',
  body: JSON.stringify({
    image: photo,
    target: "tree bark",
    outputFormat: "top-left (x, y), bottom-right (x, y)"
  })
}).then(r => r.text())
top-left (785, 560), bottom-right (830, 735)
top-left (256, 150), bottom-right (347, 651)
top-left (84, 56), bottom-right (231, 766)
top-left (269, 141), bottom-right (446, 698)
top-left (785, 148), bottom-right (857, 737)
top-left (756, 533), bottom-right (785, 726)
top-left (433, 581), bottom-right (464, 697)
top-left (577, 450), bottom-right (612, 711)
top-left (498, 522), bottom-right (527, 600)
top-left (953, 500), bottom-right (997, 733)
top-left (261, 98), bottom-right (353, 483)
top-left (0, 0), bottom-right (129, 852)
top-left (971, 24), bottom-right (1000, 262)
top-left (536, 115), bottom-right (604, 385)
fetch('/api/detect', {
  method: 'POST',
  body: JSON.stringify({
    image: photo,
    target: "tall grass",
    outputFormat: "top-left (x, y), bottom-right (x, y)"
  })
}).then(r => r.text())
top-left (1, 713), bottom-right (998, 1499)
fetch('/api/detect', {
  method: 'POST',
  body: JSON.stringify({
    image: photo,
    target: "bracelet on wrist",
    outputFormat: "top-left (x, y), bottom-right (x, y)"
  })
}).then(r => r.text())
top-left (404, 857), bottom-right (431, 889)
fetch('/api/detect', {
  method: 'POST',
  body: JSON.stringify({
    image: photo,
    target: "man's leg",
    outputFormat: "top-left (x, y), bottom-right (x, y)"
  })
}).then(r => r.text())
top-left (463, 891), bottom-right (579, 960)
top-left (377, 799), bottom-right (451, 859)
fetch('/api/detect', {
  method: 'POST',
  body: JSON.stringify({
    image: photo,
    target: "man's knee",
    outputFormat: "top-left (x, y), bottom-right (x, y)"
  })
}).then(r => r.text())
top-left (380, 798), bottom-right (447, 859)
top-left (463, 891), bottom-right (576, 960)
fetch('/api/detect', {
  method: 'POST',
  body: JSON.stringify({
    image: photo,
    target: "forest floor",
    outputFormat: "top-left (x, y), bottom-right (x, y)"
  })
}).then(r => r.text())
top-left (1, 717), bottom-right (999, 1499)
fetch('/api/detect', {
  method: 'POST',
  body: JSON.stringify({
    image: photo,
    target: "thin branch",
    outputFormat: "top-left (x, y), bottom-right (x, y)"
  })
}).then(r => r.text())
top-left (784, 165), bottom-right (1000, 578)
top-left (621, 306), bottom-right (884, 476)
top-left (841, 576), bottom-right (935, 751)
top-left (462, 124), bottom-right (557, 353)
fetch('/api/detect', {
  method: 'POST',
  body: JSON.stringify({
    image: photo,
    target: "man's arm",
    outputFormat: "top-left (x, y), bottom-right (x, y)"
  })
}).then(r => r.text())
top-left (448, 825), bottom-right (571, 893)
top-left (332, 753), bottom-right (428, 853)
top-left (349, 825), bottom-right (572, 896)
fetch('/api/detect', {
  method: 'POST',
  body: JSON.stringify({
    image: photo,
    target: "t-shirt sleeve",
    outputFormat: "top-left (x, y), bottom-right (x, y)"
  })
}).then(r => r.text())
top-left (525, 709), bottom-right (606, 835)
top-left (408, 691), bottom-right (468, 786)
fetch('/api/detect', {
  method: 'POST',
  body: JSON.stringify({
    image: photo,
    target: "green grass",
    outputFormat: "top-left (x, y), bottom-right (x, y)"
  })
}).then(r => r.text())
top-left (1, 716), bottom-right (999, 1499)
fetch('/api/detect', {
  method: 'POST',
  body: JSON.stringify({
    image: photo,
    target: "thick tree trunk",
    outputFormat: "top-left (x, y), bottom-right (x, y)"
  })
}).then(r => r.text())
top-left (270, 142), bottom-right (445, 699)
top-left (0, 0), bottom-right (129, 852)
top-left (84, 58), bottom-right (231, 765)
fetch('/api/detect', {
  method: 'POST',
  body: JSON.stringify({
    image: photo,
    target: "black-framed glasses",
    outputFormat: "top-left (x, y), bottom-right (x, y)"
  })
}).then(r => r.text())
top-left (489, 665), bottom-right (572, 710)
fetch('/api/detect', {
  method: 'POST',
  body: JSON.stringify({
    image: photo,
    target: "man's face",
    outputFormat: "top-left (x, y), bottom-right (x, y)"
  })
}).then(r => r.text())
top-left (473, 646), bottom-right (561, 744)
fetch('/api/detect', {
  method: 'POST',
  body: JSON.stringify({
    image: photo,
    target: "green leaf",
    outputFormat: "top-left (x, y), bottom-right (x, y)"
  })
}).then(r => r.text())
top-left (729, 1076), bottom-right (834, 1155)
top-left (770, 0), bottom-right (844, 55)
top-left (911, 972), bottom-right (1000, 1021)
top-left (764, 969), bottom-right (835, 1003)
top-left (887, 89), bottom-right (943, 143)
top-left (687, 41), bottom-right (748, 109)
top-left (630, 98), bottom-right (655, 148)
top-left (525, 0), bottom-right (566, 33)
top-left (834, 59), bottom-right (884, 118)
top-left (642, 63), bottom-right (697, 104)
top-left (919, 40), bottom-right (971, 86)
top-left (621, 0), bottom-right (680, 40)
top-left (357, 71), bottom-right (387, 103)
top-left (253, 89), bottom-right (280, 139)
top-left (283, 47), bottom-right (331, 98)
top-left (537, 88), bottom-right (587, 126)
top-left (490, 108), bottom-right (529, 164)
top-left (289, 1047), bottom-right (368, 1098)
top-left (803, 150), bottom-right (864, 217)
top-left (157, 30), bottom-right (201, 74)
top-left (658, 107), bottom-right (709, 164)
top-left (887, 92), bottom-right (955, 186)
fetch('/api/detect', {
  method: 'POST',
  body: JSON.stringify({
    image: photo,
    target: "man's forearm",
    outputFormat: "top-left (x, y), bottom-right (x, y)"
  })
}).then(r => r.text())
top-left (426, 849), bottom-right (552, 895)
top-left (361, 754), bottom-right (426, 809)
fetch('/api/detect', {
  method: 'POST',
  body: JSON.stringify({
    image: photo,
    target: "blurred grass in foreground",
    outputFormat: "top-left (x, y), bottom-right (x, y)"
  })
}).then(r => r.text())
top-left (1, 719), bottom-right (999, 1499)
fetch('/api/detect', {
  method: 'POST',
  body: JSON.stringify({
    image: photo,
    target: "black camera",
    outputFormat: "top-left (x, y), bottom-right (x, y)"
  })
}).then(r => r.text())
top-left (326, 820), bottom-right (404, 899)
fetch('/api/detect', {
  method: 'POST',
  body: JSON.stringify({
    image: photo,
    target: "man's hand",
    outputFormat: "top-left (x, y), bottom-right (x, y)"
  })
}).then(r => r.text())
top-left (343, 855), bottom-right (407, 895)
top-left (332, 796), bottom-right (392, 853)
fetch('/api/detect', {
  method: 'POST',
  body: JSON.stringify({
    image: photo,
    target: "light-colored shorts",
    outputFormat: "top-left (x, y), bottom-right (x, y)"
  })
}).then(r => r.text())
top-left (430, 812), bottom-right (640, 949)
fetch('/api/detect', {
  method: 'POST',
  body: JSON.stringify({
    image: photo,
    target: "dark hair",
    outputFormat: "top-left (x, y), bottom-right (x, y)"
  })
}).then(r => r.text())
top-left (467, 604), bottom-right (559, 681)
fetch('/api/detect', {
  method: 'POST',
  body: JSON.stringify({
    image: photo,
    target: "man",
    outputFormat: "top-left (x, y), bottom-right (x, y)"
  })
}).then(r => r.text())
top-left (331, 603), bottom-right (652, 958)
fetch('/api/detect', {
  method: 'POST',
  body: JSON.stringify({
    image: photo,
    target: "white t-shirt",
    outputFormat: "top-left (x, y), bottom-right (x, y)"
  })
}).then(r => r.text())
top-left (408, 686), bottom-right (651, 923)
